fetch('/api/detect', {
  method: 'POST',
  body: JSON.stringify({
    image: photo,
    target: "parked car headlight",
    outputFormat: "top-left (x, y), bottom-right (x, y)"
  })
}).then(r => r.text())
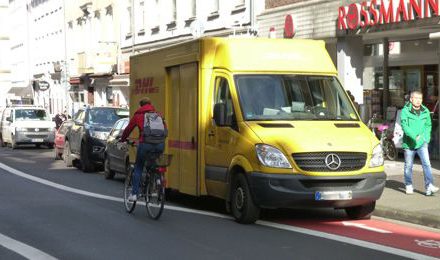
top-left (15, 127), bottom-right (26, 132)
top-left (256, 144), bottom-right (292, 168)
top-left (369, 144), bottom-right (384, 168)
top-left (90, 130), bottom-right (108, 140)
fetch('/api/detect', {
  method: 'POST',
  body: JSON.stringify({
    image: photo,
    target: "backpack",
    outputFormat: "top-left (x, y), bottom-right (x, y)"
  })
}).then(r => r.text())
top-left (142, 112), bottom-right (167, 143)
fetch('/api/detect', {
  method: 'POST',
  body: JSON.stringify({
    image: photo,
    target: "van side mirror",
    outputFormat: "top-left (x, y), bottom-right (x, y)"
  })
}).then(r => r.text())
top-left (213, 103), bottom-right (227, 126)
top-left (6, 116), bottom-right (12, 122)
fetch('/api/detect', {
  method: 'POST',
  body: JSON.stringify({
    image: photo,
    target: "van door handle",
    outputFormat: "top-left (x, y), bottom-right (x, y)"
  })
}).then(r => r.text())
top-left (208, 130), bottom-right (215, 136)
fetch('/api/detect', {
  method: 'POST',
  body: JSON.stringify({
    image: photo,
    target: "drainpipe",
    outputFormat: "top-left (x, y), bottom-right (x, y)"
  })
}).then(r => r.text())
top-left (383, 38), bottom-right (390, 119)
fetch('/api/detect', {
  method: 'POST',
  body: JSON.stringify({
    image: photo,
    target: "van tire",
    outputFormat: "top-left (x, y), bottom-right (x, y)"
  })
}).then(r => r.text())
top-left (64, 141), bottom-right (73, 167)
top-left (231, 173), bottom-right (260, 224)
top-left (345, 201), bottom-right (375, 220)
top-left (11, 135), bottom-right (17, 149)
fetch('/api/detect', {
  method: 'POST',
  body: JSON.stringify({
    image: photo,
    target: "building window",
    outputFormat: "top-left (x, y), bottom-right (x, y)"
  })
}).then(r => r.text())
top-left (208, 0), bottom-right (219, 14)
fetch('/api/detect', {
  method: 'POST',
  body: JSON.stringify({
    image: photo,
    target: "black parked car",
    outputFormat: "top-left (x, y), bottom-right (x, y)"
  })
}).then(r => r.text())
top-left (64, 106), bottom-right (129, 172)
top-left (104, 118), bottom-right (130, 179)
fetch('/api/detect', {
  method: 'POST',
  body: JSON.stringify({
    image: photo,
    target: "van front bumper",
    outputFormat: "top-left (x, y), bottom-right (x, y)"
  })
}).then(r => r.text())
top-left (15, 131), bottom-right (55, 144)
top-left (247, 172), bottom-right (386, 209)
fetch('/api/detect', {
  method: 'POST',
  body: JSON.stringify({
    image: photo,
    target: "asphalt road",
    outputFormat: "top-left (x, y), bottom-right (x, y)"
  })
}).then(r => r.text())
top-left (0, 146), bottom-right (435, 259)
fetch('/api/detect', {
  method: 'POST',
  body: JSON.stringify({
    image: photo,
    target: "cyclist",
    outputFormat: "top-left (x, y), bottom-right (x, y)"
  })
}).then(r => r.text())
top-left (120, 97), bottom-right (167, 202)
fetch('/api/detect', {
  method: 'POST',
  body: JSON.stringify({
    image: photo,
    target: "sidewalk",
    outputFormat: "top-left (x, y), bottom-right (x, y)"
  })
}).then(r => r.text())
top-left (374, 157), bottom-right (440, 229)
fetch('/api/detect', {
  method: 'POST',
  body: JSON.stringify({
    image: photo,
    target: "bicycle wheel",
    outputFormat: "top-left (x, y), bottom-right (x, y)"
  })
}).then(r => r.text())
top-left (384, 140), bottom-right (397, 161)
top-left (124, 169), bottom-right (136, 213)
top-left (145, 172), bottom-right (165, 220)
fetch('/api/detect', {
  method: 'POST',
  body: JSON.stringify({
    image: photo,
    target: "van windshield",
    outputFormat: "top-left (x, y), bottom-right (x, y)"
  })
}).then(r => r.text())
top-left (235, 75), bottom-right (358, 121)
top-left (15, 109), bottom-right (51, 121)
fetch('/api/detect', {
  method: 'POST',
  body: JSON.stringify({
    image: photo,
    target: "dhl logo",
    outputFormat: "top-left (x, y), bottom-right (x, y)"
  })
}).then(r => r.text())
top-left (134, 77), bottom-right (159, 94)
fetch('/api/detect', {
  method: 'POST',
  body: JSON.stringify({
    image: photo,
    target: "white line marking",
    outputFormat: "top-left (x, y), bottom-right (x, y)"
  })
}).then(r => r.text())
top-left (342, 221), bottom-right (392, 233)
top-left (0, 233), bottom-right (57, 260)
top-left (0, 162), bottom-right (436, 260)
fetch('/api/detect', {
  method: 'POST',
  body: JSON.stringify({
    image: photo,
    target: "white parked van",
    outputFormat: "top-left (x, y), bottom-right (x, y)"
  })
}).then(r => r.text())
top-left (0, 105), bottom-right (56, 149)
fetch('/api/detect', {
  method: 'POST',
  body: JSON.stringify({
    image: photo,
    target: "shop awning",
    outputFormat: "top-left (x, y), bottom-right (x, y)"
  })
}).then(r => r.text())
top-left (69, 76), bottom-right (82, 85)
top-left (7, 86), bottom-right (33, 98)
top-left (109, 74), bottom-right (129, 87)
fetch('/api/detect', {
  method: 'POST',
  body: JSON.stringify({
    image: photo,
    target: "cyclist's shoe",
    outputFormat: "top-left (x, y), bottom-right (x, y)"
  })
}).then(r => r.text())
top-left (128, 194), bottom-right (137, 202)
top-left (405, 185), bottom-right (414, 195)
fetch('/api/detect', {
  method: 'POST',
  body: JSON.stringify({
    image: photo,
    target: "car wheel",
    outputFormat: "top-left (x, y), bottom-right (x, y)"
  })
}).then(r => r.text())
top-left (63, 141), bottom-right (73, 167)
top-left (345, 202), bottom-right (376, 220)
top-left (80, 143), bottom-right (94, 173)
top-left (231, 173), bottom-right (260, 224)
top-left (104, 155), bottom-right (115, 179)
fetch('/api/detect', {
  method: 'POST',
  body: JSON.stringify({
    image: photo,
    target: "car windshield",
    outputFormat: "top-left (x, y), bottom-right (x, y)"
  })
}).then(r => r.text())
top-left (235, 75), bottom-right (358, 121)
top-left (87, 108), bottom-right (129, 126)
top-left (15, 109), bottom-right (51, 121)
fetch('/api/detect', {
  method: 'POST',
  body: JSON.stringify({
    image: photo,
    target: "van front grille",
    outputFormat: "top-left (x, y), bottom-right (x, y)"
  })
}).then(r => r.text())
top-left (292, 152), bottom-right (367, 172)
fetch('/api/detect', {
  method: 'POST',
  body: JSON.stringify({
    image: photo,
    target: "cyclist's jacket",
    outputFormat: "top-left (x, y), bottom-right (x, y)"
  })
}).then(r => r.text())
top-left (120, 104), bottom-right (167, 144)
top-left (400, 102), bottom-right (431, 150)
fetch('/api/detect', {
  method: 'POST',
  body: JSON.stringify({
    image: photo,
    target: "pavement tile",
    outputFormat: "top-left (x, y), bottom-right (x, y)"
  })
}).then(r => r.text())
top-left (375, 158), bottom-right (440, 229)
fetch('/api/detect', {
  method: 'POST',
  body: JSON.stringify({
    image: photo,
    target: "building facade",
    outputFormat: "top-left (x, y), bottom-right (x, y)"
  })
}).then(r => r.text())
top-left (119, 0), bottom-right (265, 77)
top-left (0, 0), bottom-right (10, 107)
top-left (29, 0), bottom-right (67, 115)
top-left (65, 0), bottom-right (127, 114)
top-left (8, 0), bottom-right (33, 105)
top-left (257, 0), bottom-right (440, 158)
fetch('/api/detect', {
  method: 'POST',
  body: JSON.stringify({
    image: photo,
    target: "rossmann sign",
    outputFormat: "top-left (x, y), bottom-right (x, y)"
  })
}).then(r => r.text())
top-left (338, 0), bottom-right (438, 30)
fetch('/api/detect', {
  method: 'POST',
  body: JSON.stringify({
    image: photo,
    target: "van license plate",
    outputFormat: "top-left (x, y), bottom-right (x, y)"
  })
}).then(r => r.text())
top-left (315, 191), bottom-right (352, 201)
top-left (32, 139), bottom-right (44, 143)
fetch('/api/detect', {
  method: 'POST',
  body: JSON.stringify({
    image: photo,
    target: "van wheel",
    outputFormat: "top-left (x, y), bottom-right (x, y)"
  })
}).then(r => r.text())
top-left (231, 174), bottom-right (260, 224)
top-left (104, 155), bottom-right (115, 179)
top-left (63, 141), bottom-right (73, 167)
top-left (80, 144), bottom-right (94, 172)
top-left (345, 202), bottom-right (375, 220)
top-left (11, 135), bottom-right (17, 149)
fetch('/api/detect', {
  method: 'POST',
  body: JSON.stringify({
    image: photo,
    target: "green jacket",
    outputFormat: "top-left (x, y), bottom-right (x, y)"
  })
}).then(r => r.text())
top-left (400, 102), bottom-right (432, 149)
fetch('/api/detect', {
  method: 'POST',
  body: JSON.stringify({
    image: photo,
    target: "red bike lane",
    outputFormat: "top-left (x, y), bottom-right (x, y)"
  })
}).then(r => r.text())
top-left (276, 218), bottom-right (440, 258)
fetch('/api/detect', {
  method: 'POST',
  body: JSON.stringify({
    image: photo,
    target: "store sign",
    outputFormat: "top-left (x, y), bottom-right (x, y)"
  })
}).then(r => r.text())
top-left (38, 81), bottom-right (50, 91)
top-left (338, 0), bottom-right (439, 30)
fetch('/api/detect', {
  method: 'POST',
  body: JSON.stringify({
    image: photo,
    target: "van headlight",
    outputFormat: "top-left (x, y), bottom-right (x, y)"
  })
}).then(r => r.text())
top-left (256, 144), bottom-right (292, 169)
top-left (369, 144), bottom-right (384, 167)
top-left (15, 127), bottom-right (26, 132)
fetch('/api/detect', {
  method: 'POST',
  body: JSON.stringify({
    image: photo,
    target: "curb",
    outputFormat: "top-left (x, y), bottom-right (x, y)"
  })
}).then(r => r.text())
top-left (374, 205), bottom-right (440, 230)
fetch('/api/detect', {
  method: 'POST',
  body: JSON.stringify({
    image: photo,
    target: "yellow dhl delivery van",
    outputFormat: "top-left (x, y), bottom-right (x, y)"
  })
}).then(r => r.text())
top-left (129, 37), bottom-right (385, 224)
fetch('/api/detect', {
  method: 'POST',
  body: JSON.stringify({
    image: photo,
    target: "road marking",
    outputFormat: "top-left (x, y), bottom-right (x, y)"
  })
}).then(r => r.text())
top-left (415, 239), bottom-right (440, 249)
top-left (342, 221), bottom-right (392, 233)
top-left (0, 162), bottom-right (437, 260)
top-left (0, 233), bottom-right (57, 260)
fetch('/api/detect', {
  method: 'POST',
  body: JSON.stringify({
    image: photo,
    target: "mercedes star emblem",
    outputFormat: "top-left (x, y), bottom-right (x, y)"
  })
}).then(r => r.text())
top-left (325, 153), bottom-right (341, 170)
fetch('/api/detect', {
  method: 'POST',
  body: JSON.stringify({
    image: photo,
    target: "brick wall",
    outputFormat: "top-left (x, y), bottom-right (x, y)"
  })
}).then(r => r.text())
top-left (266, 0), bottom-right (308, 9)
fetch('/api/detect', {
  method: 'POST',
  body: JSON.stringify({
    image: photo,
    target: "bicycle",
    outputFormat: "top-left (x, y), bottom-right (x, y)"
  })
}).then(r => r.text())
top-left (123, 141), bottom-right (172, 220)
top-left (367, 114), bottom-right (397, 161)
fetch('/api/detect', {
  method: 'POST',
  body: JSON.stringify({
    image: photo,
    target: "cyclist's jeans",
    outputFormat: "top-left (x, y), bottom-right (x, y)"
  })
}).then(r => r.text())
top-left (404, 143), bottom-right (434, 189)
top-left (132, 142), bottom-right (165, 195)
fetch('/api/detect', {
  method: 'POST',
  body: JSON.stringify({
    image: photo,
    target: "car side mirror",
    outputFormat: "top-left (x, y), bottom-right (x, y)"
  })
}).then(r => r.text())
top-left (6, 116), bottom-right (12, 122)
top-left (213, 103), bottom-right (227, 126)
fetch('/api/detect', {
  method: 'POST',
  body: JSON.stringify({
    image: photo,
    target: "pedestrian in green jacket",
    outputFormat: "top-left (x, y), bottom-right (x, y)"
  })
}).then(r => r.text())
top-left (400, 91), bottom-right (439, 196)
